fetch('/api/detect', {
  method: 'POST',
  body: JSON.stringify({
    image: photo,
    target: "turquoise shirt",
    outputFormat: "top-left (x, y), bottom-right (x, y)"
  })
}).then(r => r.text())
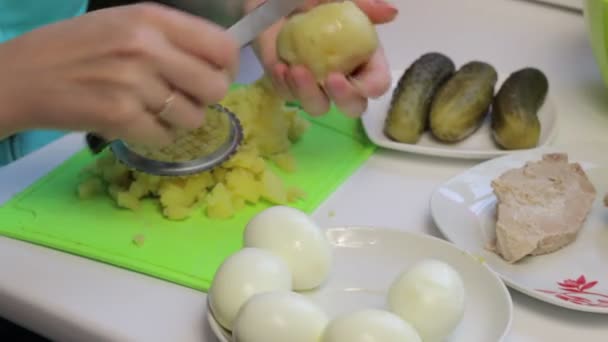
top-left (0, 0), bottom-right (89, 166)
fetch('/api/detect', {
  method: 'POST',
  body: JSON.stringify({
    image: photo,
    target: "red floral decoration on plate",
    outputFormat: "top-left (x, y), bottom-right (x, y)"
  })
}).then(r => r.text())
top-left (537, 275), bottom-right (608, 308)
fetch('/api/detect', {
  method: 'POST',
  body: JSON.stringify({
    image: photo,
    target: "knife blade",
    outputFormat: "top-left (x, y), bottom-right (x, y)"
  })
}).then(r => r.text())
top-left (228, 0), bottom-right (306, 47)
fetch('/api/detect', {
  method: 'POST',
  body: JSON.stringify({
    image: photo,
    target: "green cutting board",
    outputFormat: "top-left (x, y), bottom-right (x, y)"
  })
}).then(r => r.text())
top-left (0, 105), bottom-right (375, 292)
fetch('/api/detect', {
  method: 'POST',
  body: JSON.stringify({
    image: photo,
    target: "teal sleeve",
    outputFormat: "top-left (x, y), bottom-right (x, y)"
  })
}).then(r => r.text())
top-left (0, 0), bottom-right (89, 167)
top-left (0, 1), bottom-right (89, 41)
top-left (0, 138), bottom-right (15, 166)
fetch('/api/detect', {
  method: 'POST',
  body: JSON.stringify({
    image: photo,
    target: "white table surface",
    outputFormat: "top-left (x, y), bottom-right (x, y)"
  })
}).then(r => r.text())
top-left (1, 0), bottom-right (608, 341)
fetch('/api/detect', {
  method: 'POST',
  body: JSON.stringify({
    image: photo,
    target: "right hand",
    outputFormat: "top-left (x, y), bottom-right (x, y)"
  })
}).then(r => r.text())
top-left (0, 3), bottom-right (240, 146)
top-left (250, 0), bottom-right (397, 118)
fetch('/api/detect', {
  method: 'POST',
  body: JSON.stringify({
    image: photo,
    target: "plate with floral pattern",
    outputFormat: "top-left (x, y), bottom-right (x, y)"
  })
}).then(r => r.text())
top-left (430, 144), bottom-right (608, 313)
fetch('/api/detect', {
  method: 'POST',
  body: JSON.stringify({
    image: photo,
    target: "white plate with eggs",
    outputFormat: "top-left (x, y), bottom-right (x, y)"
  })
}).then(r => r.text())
top-left (361, 70), bottom-right (559, 160)
top-left (204, 207), bottom-right (513, 342)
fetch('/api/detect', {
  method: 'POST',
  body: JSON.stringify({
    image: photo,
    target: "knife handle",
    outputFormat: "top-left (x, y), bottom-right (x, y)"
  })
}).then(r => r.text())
top-left (85, 133), bottom-right (111, 155)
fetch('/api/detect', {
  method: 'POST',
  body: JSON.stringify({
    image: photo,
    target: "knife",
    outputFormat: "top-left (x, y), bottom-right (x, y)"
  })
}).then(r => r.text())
top-left (86, 0), bottom-right (305, 161)
top-left (226, 0), bottom-right (306, 46)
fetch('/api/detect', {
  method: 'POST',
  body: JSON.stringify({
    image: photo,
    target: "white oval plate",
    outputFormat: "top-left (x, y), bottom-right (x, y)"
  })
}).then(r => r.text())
top-left (206, 226), bottom-right (512, 342)
top-left (430, 145), bottom-right (608, 313)
top-left (361, 70), bottom-right (559, 160)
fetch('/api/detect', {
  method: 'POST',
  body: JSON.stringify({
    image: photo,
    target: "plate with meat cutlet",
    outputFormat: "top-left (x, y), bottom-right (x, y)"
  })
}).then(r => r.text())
top-left (430, 144), bottom-right (608, 313)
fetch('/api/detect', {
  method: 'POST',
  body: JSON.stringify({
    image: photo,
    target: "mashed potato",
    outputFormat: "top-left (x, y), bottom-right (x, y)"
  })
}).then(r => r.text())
top-left (78, 77), bottom-right (310, 220)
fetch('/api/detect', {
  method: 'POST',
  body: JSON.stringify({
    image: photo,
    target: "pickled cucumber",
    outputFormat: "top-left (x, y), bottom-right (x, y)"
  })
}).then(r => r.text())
top-left (491, 68), bottom-right (548, 150)
top-left (384, 53), bottom-right (456, 144)
top-left (429, 61), bottom-right (498, 142)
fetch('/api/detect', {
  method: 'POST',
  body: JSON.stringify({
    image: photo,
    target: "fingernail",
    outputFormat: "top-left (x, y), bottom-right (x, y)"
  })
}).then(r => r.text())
top-left (347, 75), bottom-right (366, 96)
top-left (374, 0), bottom-right (399, 13)
top-left (285, 73), bottom-right (298, 93)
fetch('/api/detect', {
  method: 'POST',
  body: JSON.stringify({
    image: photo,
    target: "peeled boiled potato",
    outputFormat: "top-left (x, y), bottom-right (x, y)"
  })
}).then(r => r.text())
top-left (277, 1), bottom-right (379, 82)
top-left (387, 259), bottom-right (466, 341)
top-left (321, 309), bottom-right (422, 342)
top-left (208, 248), bottom-right (292, 331)
top-left (232, 291), bottom-right (329, 342)
top-left (243, 206), bottom-right (332, 291)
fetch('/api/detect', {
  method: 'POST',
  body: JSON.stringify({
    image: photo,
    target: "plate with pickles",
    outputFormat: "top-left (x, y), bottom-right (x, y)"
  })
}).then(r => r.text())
top-left (362, 52), bottom-right (558, 160)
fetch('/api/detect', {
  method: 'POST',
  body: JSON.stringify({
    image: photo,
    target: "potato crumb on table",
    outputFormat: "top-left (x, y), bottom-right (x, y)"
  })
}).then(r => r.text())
top-left (77, 77), bottom-right (310, 220)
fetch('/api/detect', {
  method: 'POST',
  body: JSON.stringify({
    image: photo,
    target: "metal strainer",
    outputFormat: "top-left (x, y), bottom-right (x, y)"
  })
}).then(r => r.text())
top-left (85, 104), bottom-right (243, 176)
top-left (85, 0), bottom-right (305, 176)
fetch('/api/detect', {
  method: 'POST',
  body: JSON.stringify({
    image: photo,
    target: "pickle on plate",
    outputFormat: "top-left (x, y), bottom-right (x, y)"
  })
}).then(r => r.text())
top-left (384, 52), bottom-right (456, 144)
top-left (491, 67), bottom-right (548, 150)
top-left (429, 61), bottom-right (498, 143)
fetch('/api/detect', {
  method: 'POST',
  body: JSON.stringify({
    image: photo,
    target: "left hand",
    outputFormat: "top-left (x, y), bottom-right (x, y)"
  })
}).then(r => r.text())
top-left (250, 0), bottom-right (399, 118)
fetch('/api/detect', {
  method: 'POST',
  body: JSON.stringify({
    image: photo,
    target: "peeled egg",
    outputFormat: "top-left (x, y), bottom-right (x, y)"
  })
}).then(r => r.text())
top-left (321, 309), bottom-right (422, 342)
top-left (208, 248), bottom-right (292, 331)
top-left (387, 259), bottom-right (465, 341)
top-left (232, 291), bottom-right (329, 342)
top-left (243, 206), bottom-right (332, 291)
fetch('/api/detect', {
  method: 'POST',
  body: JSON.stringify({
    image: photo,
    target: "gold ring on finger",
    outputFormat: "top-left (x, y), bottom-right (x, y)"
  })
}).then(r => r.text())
top-left (157, 92), bottom-right (175, 120)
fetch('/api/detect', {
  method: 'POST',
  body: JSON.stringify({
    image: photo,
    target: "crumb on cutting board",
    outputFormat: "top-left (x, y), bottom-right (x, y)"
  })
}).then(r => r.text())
top-left (132, 234), bottom-right (146, 247)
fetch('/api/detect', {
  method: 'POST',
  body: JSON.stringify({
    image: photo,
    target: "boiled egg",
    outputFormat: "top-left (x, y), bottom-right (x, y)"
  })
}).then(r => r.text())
top-left (208, 248), bottom-right (292, 331)
top-left (387, 259), bottom-right (465, 341)
top-left (243, 206), bottom-right (332, 291)
top-left (321, 309), bottom-right (421, 342)
top-left (232, 291), bottom-right (329, 342)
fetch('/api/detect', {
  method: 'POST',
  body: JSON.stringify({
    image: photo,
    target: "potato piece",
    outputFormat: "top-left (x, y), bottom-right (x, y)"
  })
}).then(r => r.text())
top-left (232, 195), bottom-right (246, 211)
top-left (287, 110), bottom-right (311, 142)
top-left (206, 183), bottom-right (235, 219)
top-left (134, 172), bottom-right (162, 193)
top-left (116, 191), bottom-right (140, 211)
top-left (108, 184), bottom-right (125, 200)
top-left (163, 206), bottom-right (193, 221)
top-left (271, 153), bottom-right (297, 173)
top-left (197, 189), bottom-right (209, 202)
top-left (77, 177), bottom-right (104, 199)
top-left (159, 183), bottom-right (195, 208)
top-left (260, 168), bottom-right (288, 205)
top-left (102, 162), bottom-right (130, 186)
top-left (212, 167), bottom-right (229, 183)
top-left (183, 172), bottom-right (214, 200)
top-left (277, 1), bottom-right (378, 82)
top-left (128, 178), bottom-right (150, 199)
top-left (223, 145), bottom-right (266, 175)
top-left (287, 186), bottom-right (307, 202)
top-left (95, 153), bottom-right (116, 175)
top-left (225, 168), bottom-right (262, 204)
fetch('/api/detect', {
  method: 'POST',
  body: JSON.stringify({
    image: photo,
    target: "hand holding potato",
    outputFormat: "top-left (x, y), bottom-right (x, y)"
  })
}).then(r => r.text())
top-left (251, 0), bottom-right (398, 117)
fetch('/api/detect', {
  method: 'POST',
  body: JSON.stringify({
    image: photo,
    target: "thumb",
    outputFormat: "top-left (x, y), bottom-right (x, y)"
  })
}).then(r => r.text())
top-left (353, 0), bottom-right (399, 24)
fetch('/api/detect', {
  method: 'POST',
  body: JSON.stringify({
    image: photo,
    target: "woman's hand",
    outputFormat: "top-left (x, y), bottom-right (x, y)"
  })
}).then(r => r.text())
top-left (0, 3), bottom-right (240, 146)
top-left (251, 0), bottom-right (398, 118)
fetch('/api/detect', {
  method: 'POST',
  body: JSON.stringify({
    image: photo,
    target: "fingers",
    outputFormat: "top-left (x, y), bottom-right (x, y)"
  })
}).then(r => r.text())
top-left (156, 91), bottom-right (206, 130)
top-left (129, 3), bottom-right (240, 78)
top-left (138, 31), bottom-right (231, 107)
top-left (293, 0), bottom-right (398, 23)
top-left (286, 65), bottom-right (330, 116)
top-left (79, 57), bottom-right (206, 131)
top-left (352, 0), bottom-right (399, 24)
top-left (271, 63), bottom-right (295, 100)
top-left (252, 0), bottom-right (396, 116)
top-left (326, 73), bottom-right (368, 118)
top-left (349, 48), bottom-right (392, 99)
top-left (88, 83), bottom-right (174, 147)
top-left (116, 114), bottom-right (174, 147)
